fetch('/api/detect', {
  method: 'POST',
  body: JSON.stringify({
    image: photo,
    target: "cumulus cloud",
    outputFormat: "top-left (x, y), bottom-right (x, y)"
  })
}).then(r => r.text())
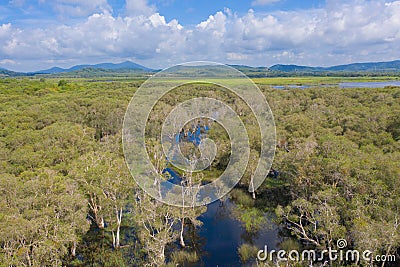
top-left (125, 0), bottom-right (156, 16)
top-left (1, 0), bottom-right (400, 71)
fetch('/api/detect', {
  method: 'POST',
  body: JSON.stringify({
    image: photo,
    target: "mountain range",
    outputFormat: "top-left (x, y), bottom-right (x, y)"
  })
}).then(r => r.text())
top-left (269, 60), bottom-right (400, 72)
top-left (35, 61), bottom-right (152, 74)
top-left (1, 60), bottom-right (400, 77)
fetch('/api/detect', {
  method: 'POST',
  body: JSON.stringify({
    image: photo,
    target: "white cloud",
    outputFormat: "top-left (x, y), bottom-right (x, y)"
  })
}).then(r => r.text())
top-left (226, 52), bottom-right (248, 61)
top-left (1, 0), bottom-right (400, 71)
top-left (41, 0), bottom-right (112, 17)
top-left (125, 0), bottom-right (156, 16)
top-left (195, 11), bottom-right (227, 46)
top-left (9, 0), bottom-right (26, 8)
top-left (0, 59), bottom-right (15, 65)
top-left (251, 0), bottom-right (281, 7)
top-left (0, 23), bottom-right (11, 36)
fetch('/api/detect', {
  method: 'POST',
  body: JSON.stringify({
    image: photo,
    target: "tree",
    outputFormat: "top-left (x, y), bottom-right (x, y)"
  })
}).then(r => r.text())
top-left (133, 193), bottom-right (179, 266)
top-left (0, 169), bottom-right (89, 266)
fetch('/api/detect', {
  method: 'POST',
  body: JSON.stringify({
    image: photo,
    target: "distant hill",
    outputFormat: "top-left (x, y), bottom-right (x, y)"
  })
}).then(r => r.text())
top-left (269, 60), bottom-right (400, 72)
top-left (228, 65), bottom-right (268, 77)
top-left (35, 61), bottom-right (153, 74)
top-left (47, 67), bottom-right (156, 78)
top-left (1, 59), bottom-right (400, 78)
top-left (325, 60), bottom-right (400, 71)
top-left (268, 64), bottom-right (323, 72)
top-left (0, 68), bottom-right (25, 77)
top-left (37, 67), bottom-right (65, 74)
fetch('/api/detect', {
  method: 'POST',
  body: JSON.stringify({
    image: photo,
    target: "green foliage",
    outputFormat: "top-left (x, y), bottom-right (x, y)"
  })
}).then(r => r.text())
top-left (238, 243), bottom-right (258, 263)
top-left (230, 188), bottom-right (254, 207)
top-left (1, 77), bottom-right (399, 266)
top-left (0, 78), bottom-right (139, 266)
top-left (170, 250), bottom-right (198, 264)
top-left (239, 207), bottom-right (266, 232)
top-left (270, 85), bottom-right (400, 263)
top-left (58, 79), bottom-right (68, 87)
top-left (0, 169), bottom-right (89, 266)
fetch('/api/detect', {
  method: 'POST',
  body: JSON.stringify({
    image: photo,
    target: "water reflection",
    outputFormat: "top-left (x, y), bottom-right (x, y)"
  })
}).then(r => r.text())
top-left (271, 81), bottom-right (400, 90)
top-left (339, 81), bottom-right (400, 88)
top-left (186, 199), bottom-right (281, 266)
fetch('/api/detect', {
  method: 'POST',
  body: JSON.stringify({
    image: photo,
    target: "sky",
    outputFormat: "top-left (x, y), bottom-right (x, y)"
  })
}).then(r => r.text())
top-left (1, 0), bottom-right (400, 72)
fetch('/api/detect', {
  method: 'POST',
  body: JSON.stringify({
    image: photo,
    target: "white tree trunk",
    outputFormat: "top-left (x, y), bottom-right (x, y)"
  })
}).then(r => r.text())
top-left (250, 175), bottom-right (256, 199)
top-left (180, 217), bottom-right (186, 247)
top-left (112, 206), bottom-right (123, 249)
top-left (71, 241), bottom-right (77, 257)
top-left (98, 216), bottom-right (104, 229)
top-left (26, 251), bottom-right (32, 267)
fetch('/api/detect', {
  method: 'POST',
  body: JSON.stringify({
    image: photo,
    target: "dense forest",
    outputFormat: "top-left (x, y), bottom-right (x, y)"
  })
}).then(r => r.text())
top-left (0, 78), bottom-right (399, 266)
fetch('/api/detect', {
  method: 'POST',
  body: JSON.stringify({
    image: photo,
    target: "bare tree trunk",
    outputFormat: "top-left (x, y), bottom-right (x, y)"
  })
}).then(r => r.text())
top-left (71, 241), bottom-right (77, 257)
top-left (116, 228), bottom-right (120, 249)
top-left (382, 244), bottom-right (392, 267)
top-left (112, 231), bottom-right (116, 249)
top-left (112, 206), bottom-right (123, 249)
top-left (180, 183), bottom-right (186, 247)
top-left (250, 175), bottom-right (256, 199)
top-left (26, 250), bottom-right (32, 267)
top-left (159, 245), bottom-right (165, 264)
top-left (180, 217), bottom-right (186, 247)
top-left (98, 216), bottom-right (104, 229)
top-left (88, 195), bottom-right (104, 229)
top-left (158, 180), bottom-right (162, 200)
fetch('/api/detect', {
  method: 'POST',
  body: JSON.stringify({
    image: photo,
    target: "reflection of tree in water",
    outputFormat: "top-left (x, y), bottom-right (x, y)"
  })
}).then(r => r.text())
top-left (165, 220), bottom-right (208, 267)
top-left (228, 186), bottom-right (289, 247)
top-left (177, 118), bottom-right (211, 147)
top-left (64, 224), bottom-right (144, 266)
top-left (240, 229), bottom-right (258, 245)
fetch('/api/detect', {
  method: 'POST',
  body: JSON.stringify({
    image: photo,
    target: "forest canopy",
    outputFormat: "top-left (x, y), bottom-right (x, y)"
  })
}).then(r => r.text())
top-left (0, 78), bottom-right (399, 266)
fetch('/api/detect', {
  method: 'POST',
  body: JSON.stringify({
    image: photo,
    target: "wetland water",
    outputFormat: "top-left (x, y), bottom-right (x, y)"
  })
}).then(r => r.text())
top-left (338, 81), bottom-right (400, 88)
top-left (195, 199), bottom-right (280, 266)
top-left (164, 166), bottom-right (282, 266)
top-left (154, 80), bottom-right (398, 266)
top-left (194, 79), bottom-right (400, 266)
top-left (272, 80), bottom-right (400, 89)
top-left (163, 123), bottom-right (281, 266)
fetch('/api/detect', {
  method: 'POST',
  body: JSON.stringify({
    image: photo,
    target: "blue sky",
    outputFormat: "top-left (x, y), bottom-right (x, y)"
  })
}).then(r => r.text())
top-left (2, 0), bottom-right (324, 26)
top-left (1, 0), bottom-right (400, 71)
top-left (145, 0), bottom-right (324, 26)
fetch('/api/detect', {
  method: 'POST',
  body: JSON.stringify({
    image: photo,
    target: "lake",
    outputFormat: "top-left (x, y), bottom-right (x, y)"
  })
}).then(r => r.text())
top-left (339, 81), bottom-right (400, 88)
top-left (272, 80), bottom-right (400, 89)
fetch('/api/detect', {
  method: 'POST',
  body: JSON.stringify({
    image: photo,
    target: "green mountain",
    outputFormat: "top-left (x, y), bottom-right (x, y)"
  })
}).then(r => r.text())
top-left (1, 60), bottom-right (400, 78)
top-left (269, 60), bottom-right (400, 72)
top-left (0, 69), bottom-right (25, 77)
top-left (35, 61), bottom-right (153, 74)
